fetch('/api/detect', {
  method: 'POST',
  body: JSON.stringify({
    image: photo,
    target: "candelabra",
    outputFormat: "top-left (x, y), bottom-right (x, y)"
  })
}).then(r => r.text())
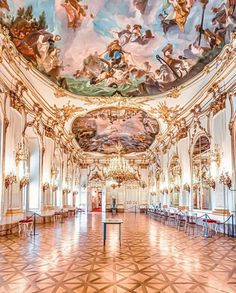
top-left (19, 175), bottom-right (30, 190)
top-left (183, 183), bottom-right (190, 192)
top-left (52, 185), bottom-right (58, 192)
top-left (206, 176), bottom-right (216, 190)
top-left (111, 183), bottom-right (118, 190)
top-left (219, 172), bottom-right (232, 189)
top-left (42, 182), bottom-right (50, 192)
top-left (51, 165), bottom-right (58, 177)
top-left (139, 180), bottom-right (147, 189)
top-left (63, 188), bottom-right (71, 195)
top-left (174, 185), bottom-right (180, 193)
top-left (163, 188), bottom-right (168, 194)
top-left (5, 173), bottom-right (17, 189)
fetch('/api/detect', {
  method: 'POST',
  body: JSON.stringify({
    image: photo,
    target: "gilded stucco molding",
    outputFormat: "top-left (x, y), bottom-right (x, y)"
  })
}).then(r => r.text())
top-left (211, 93), bottom-right (227, 117)
top-left (53, 101), bottom-right (83, 127)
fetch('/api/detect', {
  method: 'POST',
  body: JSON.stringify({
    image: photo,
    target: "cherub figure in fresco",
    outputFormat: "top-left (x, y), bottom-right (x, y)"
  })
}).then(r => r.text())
top-left (130, 24), bottom-right (143, 42)
top-left (130, 24), bottom-right (155, 45)
top-left (113, 25), bottom-right (132, 46)
top-left (114, 24), bottom-right (154, 46)
top-left (160, 0), bottom-right (195, 33)
top-left (61, 0), bottom-right (88, 29)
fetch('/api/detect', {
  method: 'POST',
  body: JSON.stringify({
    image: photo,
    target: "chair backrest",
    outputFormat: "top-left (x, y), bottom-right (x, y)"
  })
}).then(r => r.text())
top-left (177, 213), bottom-right (185, 220)
top-left (186, 214), bottom-right (197, 223)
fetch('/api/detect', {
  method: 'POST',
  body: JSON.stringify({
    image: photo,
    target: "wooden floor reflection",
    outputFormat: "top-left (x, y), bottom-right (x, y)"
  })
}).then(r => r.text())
top-left (0, 213), bottom-right (236, 293)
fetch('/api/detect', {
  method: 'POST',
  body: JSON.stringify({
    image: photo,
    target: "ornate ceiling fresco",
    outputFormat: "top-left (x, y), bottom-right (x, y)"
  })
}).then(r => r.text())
top-left (72, 107), bottom-right (159, 154)
top-left (0, 0), bottom-right (234, 98)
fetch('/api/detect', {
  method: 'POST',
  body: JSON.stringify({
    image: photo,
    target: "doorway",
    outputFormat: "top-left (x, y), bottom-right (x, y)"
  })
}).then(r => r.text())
top-left (91, 188), bottom-right (102, 212)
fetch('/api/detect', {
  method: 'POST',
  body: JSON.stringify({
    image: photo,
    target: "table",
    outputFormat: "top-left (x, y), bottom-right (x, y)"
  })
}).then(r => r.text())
top-left (102, 218), bottom-right (123, 245)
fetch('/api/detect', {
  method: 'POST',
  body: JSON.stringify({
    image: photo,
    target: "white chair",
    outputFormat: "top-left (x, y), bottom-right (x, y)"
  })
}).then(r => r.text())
top-left (18, 218), bottom-right (33, 235)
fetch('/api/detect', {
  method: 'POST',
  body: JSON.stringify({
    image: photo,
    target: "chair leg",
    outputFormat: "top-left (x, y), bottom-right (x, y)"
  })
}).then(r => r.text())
top-left (18, 223), bottom-right (21, 235)
top-left (29, 222), bottom-right (33, 235)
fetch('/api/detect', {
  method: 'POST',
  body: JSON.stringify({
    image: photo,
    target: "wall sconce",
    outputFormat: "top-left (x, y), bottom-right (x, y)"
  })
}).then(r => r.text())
top-left (51, 165), bottom-right (57, 177)
top-left (111, 183), bottom-right (118, 190)
top-left (174, 185), bottom-right (180, 192)
top-left (42, 182), bottom-right (50, 192)
top-left (19, 175), bottom-right (30, 190)
top-left (206, 177), bottom-right (216, 190)
top-left (139, 180), bottom-right (147, 189)
top-left (52, 185), bottom-right (58, 192)
top-left (163, 188), bottom-right (168, 194)
top-left (63, 188), bottom-right (71, 195)
top-left (5, 173), bottom-right (17, 189)
top-left (219, 172), bottom-right (232, 189)
top-left (183, 183), bottom-right (190, 193)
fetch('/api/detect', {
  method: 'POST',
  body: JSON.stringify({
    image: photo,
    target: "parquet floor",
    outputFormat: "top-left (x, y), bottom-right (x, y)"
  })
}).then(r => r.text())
top-left (0, 213), bottom-right (236, 293)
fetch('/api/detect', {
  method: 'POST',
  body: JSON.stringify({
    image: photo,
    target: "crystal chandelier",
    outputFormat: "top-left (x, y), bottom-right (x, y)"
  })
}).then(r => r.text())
top-left (104, 144), bottom-right (139, 186)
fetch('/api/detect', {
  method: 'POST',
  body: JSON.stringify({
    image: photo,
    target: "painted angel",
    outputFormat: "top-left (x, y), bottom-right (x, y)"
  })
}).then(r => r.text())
top-left (61, 0), bottom-right (88, 29)
top-left (162, 0), bottom-right (195, 32)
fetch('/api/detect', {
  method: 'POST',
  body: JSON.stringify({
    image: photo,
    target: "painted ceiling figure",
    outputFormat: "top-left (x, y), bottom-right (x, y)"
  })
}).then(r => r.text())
top-left (102, 40), bottom-right (128, 67)
top-left (0, 0), bottom-right (9, 11)
top-left (61, 0), bottom-right (87, 29)
top-left (162, 0), bottom-right (195, 32)
top-left (19, 31), bottom-right (62, 77)
top-left (114, 24), bottom-right (154, 46)
top-left (212, 0), bottom-right (236, 32)
top-left (133, 0), bottom-right (148, 14)
top-left (114, 25), bottom-right (132, 46)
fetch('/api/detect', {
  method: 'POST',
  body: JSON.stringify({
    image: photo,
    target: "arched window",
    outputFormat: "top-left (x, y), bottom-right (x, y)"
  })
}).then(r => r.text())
top-left (192, 136), bottom-right (211, 210)
top-left (168, 155), bottom-right (181, 207)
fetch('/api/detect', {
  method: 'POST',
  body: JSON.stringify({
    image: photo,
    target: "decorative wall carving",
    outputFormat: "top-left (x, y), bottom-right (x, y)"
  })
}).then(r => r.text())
top-left (211, 93), bottom-right (227, 116)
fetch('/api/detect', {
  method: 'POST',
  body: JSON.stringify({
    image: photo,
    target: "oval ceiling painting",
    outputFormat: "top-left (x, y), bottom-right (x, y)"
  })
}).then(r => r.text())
top-left (72, 107), bottom-right (159, 154)
top-left (1, 0), bottom-right (234, 97)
